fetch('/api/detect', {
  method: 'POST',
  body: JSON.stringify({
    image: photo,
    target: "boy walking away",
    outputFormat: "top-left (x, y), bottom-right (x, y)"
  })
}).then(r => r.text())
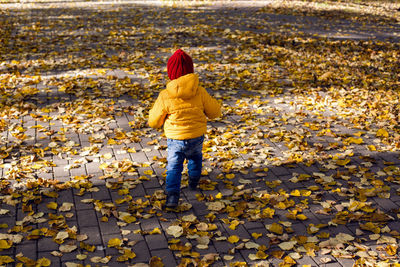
top-left (148, 49), bottom-right (221, 209)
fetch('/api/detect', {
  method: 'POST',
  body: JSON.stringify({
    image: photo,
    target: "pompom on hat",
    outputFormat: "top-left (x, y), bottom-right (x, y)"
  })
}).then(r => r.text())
top-left (167, 49), bottom-right (194, 80)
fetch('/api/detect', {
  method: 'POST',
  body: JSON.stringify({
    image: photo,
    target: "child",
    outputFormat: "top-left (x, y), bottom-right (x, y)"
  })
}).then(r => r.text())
top-left (148, 49), bottom-right (221, 208)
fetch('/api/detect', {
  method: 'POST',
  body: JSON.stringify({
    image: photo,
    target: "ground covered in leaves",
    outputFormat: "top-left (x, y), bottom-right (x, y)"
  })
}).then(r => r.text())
top-left (0, 0), bottom-right (400, 266)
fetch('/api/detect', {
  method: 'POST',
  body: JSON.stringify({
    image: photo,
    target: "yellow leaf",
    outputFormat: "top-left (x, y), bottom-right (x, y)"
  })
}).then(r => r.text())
top-left (226, 173), bottom-right (235, 179)
top-left (360, 222), bottom-right (380, 234)
top-left (367, 145), bottom-right (376, 151)
top-left (386, 244), bottom-right (398, 256)
top-left (99, 163), bottom-right (109, 170)
top-left (118, 188), bottom-right (129, 195)
top-left (144, 170), bottom-right (153, 175)
top-left (268, 223), bottom-right (283, 235)
top-left (353, 131), bottom-right (364, 137)
top-left (290, 190), bottom-right (301, 197)
top-left (344, 137), bottom-right (363, 145)
top-left (336, 158), bottom-right (351, 166)
top-left (317, 232), bottom-right (330, 239)
top-left (115, 198), bottom-right (128, 205)
top-left (117, 249), bottom-right (136, 261)
top-left (36, 257), bottom-right (51, 266)
top-left (275, 202), bottom-right (286, 209)
top-left (108, 238), bottom-right (122, 248)
top-left (215, 192), bottom-right (223, 199)
top-left (282, 255), bottom-right (296, 265)
top-left (376, 128), bottom-right (389, 138)
top-left (361, 206), bottom-right (376, 213)
top-left (263, 207), bottom-right (275, 218)
top-left (149, 256), bottom-right (164, 267)
top-left (227, 235), bottom-right (240, 243)
top-left (107, 138), bottom-right (117, 145)
top-left (229, 220), bottom-right (240, 230)
top-left (76, 254), bottom-right (87, 260)
top-left (296, 214), bottom-right (308, 220)
top-left (122, 215), bottom-right (136, 224)
top-left (0, 255), bottom-right (14, 264)
top-left (124, 249), bottom-right (136, 259)
top-left (80, 242), bottom-right (96, 252)
top-left (150, 227), bottom-right (161, 235)
top-left (252, 232), bottom-right (262, 239)
top-left (46, 202), bottom-right (58, 210)
top-left (0, 240), bottom-right (12, 250)
top-left (127, 148), bottom-right (136, 153)
top-left (256, 250), bottom-right (268, 259)
top-left (271, 250), bottom-right (285, 259)
top-left (308, 185), bottom-right (320, 191)
top-left (249, 250), bottom-right (268, 260)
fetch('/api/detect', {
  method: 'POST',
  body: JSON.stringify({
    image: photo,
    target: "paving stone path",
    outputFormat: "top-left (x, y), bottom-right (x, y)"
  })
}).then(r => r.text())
top-left (0, 1), bottom-right (400, 266)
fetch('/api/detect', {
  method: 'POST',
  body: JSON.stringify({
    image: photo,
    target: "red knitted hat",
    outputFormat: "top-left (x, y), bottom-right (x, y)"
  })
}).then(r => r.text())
top-left (167, 49), bottom-right (194, 80)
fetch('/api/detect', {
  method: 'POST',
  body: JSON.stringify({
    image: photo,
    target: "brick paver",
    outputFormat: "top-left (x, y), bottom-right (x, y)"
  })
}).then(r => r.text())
top-left (0, 1), bottom-right (400, 266)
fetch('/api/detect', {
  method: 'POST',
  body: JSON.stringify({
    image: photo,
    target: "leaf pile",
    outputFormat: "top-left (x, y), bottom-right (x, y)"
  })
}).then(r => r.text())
top-left (0, 0), bottom-right (399, 266)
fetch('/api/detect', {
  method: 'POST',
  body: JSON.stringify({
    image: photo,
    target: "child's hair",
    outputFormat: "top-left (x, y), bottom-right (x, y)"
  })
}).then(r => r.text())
top-left (167, 49), bottom-right (194, 80)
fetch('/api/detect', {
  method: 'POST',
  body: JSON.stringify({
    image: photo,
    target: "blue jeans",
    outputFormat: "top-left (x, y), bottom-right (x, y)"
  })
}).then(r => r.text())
top-left (166, 135), bottom-right (204, 194)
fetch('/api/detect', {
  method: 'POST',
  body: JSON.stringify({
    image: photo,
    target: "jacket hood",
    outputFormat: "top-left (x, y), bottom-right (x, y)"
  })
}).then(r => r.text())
top-left (166, 73), bottom-right (199, 99)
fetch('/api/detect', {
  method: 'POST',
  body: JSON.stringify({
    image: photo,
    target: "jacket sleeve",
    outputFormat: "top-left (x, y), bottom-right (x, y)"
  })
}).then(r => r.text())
top-left (201, 87), bottom-right (221, 119)
top-left (148, 93), bottom-right (168, 129)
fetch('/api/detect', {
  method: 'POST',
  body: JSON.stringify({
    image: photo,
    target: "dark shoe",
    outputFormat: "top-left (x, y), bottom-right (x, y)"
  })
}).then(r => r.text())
top-left (188, 177), bottom-right (200, 190)
top-left (166, 192), bottom-right (180, 208)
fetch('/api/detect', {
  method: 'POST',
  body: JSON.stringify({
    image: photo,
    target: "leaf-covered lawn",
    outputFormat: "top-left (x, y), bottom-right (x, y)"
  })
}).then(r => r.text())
top-left (0, 0), bottom-right (400, 266)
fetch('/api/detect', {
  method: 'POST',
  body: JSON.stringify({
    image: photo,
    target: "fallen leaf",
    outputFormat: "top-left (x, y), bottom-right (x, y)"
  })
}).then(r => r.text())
top-left (59, 244), bottom-right (77, 253)
top-left (149, 256), bottom-right (164, 267)
top-left (108, 238), bottom-right (122, 248)
top-left (278, 241), bottom-right (297, 250)
top-left (267, 223), bottom-right (283, 235)
top-left (90, 256), bottom-right (111, 264)
top-left (166, 225), bottom-right (183, 238)
top-left (181, 214), bottom-right (197, 222)
top-left (36, 257), bottom-right (51, 266)
top-left (59, 202), bottom-right (74, 212)
top-left (228, 235), bottom-right (240, 244)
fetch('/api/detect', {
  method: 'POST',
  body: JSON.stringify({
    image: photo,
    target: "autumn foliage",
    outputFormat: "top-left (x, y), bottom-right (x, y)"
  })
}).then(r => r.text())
top-left (0, 0), bottom-right (400, 266)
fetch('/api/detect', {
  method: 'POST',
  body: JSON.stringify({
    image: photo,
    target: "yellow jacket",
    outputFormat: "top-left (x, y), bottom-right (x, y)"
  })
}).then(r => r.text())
top-left (148, 73), bottom-right (221, 140)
